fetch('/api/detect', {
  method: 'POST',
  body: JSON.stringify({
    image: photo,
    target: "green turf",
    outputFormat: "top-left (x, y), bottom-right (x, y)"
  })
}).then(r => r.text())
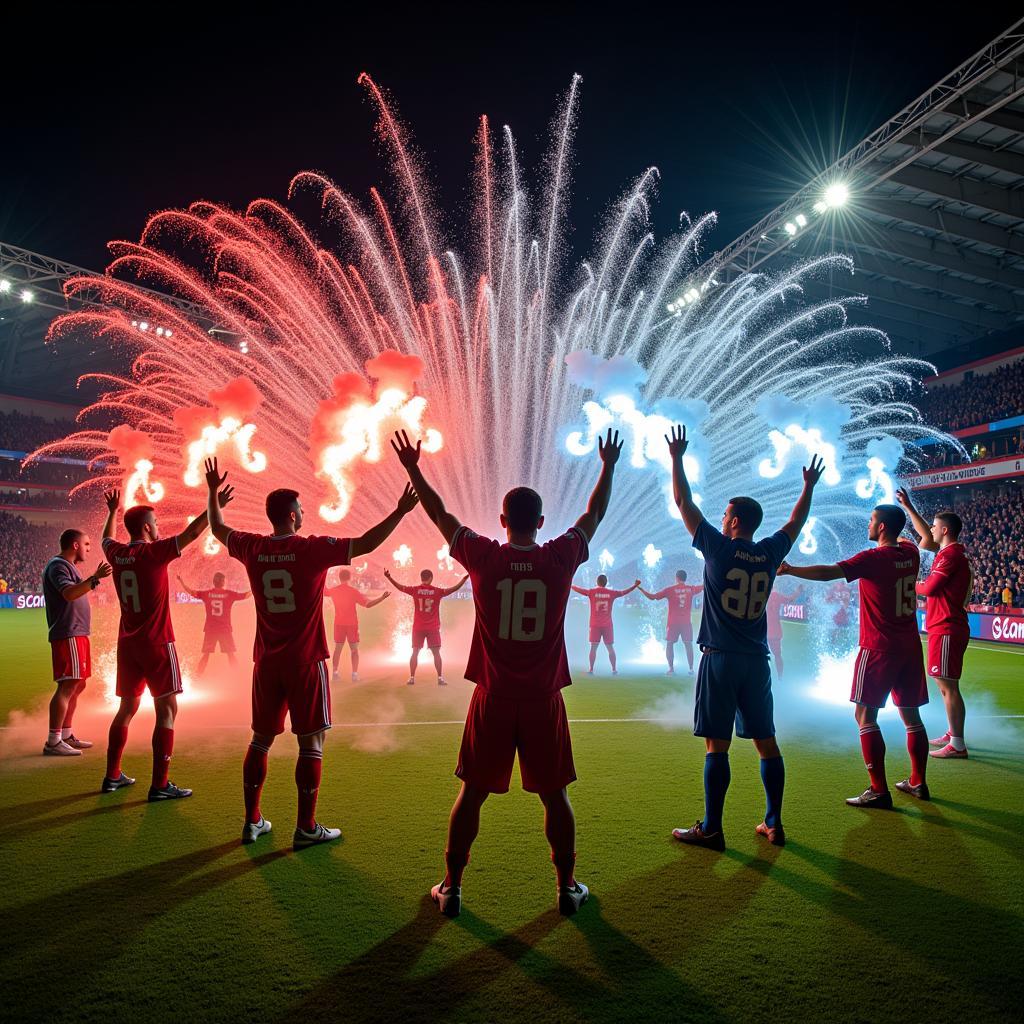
top-left (1, 605), bottom-right (1021, 1024)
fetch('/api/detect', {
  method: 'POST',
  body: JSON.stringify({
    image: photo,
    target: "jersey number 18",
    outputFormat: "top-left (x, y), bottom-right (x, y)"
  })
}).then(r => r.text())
top-left (497, 579), bottom-right (547, 641)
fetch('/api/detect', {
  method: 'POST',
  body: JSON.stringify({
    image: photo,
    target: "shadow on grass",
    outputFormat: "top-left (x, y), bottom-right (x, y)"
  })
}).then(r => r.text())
top-left (1, 790), bottom-right (104, 827)
top-left (1, 840), bottom-right (288, 1006)
top-left (2, 796), bottom-right (151, 843)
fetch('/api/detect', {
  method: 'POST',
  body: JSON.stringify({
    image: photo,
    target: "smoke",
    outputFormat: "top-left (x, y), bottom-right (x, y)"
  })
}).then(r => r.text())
top-left (565, 351), bottom-right (647, 398)
top-left (756, 394), bottom-right (852, 435)
top-left (208, 376), bottom-right (262, 420)
top-left (864, 436), bottom-right (904, 468)
top-left (107, 424), bottom-right (153, 464)
top-left (365, 351), bottom-right (426, 392)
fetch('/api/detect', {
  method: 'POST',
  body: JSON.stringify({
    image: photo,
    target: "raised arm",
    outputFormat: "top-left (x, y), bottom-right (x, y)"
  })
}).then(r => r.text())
top-left (665, 425), bottom-right (702, 536)
top-left (443, 574), bottom-right (470, 596)
top-left (574, 429), bottom-right (623, 542)
top-left (351, 485), bottom-right (420, 558)
top-left (780, 455), bottom-right (825, 545)
top-left (571, 585), bottom-right (591, 596)
top-left (383, 569), bottom-right (416, 594)
top-left (614, 579), bottom-right (642, 598)
top-left (60, 561), bottom-right (112, 601)
top-left (176, 575), bottom-right (199, 598)
top-left (896, 487), bottom-right (938, 552)
top-left (391, 430), bottom-right (460, 544)
top-left (778, 560), bottom-right (846, 583)
top-left (638, 587), bottom-right (660, 600)
top-left (367, 591), bottom-right (390, 608)
top-left (102, 490), bottom-right (119, 541)
top-left (201, 458), bottom-right (235, 547)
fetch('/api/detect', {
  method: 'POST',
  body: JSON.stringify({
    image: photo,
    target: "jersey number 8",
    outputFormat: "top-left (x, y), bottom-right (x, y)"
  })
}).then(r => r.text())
top-left (496, 579), bottom-right (547, 641)
top-left (119, 570), bottom-right (141, 613)
top-left (262, 570), bottom-right (296, 613)
top-left (721, 568), bottom-right (771, 620)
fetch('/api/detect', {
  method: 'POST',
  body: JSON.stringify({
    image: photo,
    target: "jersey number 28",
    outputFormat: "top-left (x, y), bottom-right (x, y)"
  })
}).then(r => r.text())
top-left (497, 579), bottom-right (547, 641)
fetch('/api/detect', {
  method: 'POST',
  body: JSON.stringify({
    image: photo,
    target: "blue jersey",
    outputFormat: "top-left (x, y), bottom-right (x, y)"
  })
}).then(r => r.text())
top-left (692, 519), bottom-right (792, 656)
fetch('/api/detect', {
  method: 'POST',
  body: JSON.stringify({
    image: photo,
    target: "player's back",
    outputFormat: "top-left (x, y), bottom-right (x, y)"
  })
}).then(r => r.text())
top-left (326, 582), bottom-right (365, 623)
top-left (924, 542), bottom-right (972, 634)
top-left (587, 587), bottom-right (617, 624)
top-left (410, 585), bottom-right (444, 628)
top-left (692, 520), bottom-right (791, 655)
top-left (839, 540), bottom-right (920, 650)
top-left (451, 525), bottom-right (589, 698)
top-left (200, 589), bottom-right (239, 631)
top-left (227, 531), bottom-right (351, 664)
top-left (102, 537), bottom-right (180, 644)
top-left (662, 583), bottom-right (699, 622)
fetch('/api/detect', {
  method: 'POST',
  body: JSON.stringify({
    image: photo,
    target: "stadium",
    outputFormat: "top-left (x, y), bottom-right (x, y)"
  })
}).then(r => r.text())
top-left (1, 10), bottom-right (1022, 1024)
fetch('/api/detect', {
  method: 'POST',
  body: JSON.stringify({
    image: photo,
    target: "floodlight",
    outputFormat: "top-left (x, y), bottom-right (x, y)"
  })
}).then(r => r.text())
top-left (795, 213), bottom-right (808, 228)
top-left (0, 280), bottom-right (11, 293)
top-left (20, 289), bottom-right (33, 303)
top-left (784, 222), bottom-right (797, 236)
top-left (824, 182), bottom-right (850, 208)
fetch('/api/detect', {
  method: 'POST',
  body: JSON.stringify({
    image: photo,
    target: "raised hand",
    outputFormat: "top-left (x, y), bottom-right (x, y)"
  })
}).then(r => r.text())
top-left (381, 590), bottom-right (391, 599)
top-left (384, 569), bottom-right (394, 580)
top-left (777, 561), bottom-right (793, 576)
top-left (217, 485), bottom-right (235, 508)
top-left (803, 454), bottom-right (826, 487)
top-left (396, 483), bottom-right (420, 515)
top-left (665, 424), bottom-right (688, 458)
top-left (634, 579), bottom-right (642, 587)
top-left (597, 428), bottom-right (623, 465)
top-left (895, 486), bottom-right (913, 509)
top-left (93, 561), bottom-right (112, 580)
top-left (204, 457), bottom-right (228, 492)
top-left (390, 430), bottom-right (421, 469)
top-left (104, 489), bottom-right (120, 512)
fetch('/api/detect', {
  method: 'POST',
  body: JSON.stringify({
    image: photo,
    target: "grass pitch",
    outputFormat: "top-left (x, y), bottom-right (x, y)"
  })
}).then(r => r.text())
top-left (1, 602), bottom-right (1021, 1024)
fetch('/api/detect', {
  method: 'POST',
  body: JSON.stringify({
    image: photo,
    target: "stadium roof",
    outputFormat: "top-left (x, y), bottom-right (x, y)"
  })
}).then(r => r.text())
top-left (691, 16), bottom-right (1024, 365)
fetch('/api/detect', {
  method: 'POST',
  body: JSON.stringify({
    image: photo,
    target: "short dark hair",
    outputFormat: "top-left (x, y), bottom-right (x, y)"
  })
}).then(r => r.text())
top-left (874, 504), bottom-right (906, 536)
top-left (597, 574), bottom-right (608, 586)
top-left (59, 529), bottom-right (84, 550)
top-left (124, 505), bottom-right (154, 539)
top-left (420, 569), bottom-right (433, 581)
top-left (727, 496), bottom-right (763, 534)
top-left (213, 572), bottom-right (226, 584)
top-left (675, 569), bottom-right (687, 582)
top-left (935, 510), bottom-right (963, 539)
top-left (338, 568), bottom-right (351, 581)
top-left (266, 488), bottom-right (299, 526)
top-left (503, 487), bottom-right (543, 532)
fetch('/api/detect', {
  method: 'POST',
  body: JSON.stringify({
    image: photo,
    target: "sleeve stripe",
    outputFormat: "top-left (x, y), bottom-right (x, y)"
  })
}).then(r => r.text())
top-left (450, 525), bottom-right (469, 553)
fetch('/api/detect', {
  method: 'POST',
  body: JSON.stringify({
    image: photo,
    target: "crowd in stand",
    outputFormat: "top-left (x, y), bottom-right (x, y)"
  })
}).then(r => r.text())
top-left (915, 429), bottom-right (1024, 471)
top-left (0, 511), bottom-right (60, 593)
top-left (919, 358), bottom-right (1024, 431)
top-left (0, 489), bottom-right (74, 509)
top-left (0, 409), bottom-right (78, 453)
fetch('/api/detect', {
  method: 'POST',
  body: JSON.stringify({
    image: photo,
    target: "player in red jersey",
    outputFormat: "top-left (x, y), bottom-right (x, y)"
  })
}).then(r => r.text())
top-left (896, 488), bottom-right (974, 759)
top-left (100, 485), bottom-right (232, 800)
top-left (205, 457), bottom-right (419, 849)
top-left (639, 570), bottom-right (703, 674)
top-left (383, 567), bottom-right (469, 686)
top-left (571, 575), bottom-right (640, 675)
top-left (176, 571), bottom-right (251, 675)
top-left (324, 568), bottom-right (389, 683)
top-left (765, 584), bottom-right (802, 677)
top-left (780, 503), bottom-right (930, 808)
top-left (391, 427), bottom-right (622, 918)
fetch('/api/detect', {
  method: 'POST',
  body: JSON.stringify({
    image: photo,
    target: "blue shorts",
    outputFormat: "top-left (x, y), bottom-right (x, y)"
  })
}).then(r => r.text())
top-left (694, 651), bottom-right (775, 741)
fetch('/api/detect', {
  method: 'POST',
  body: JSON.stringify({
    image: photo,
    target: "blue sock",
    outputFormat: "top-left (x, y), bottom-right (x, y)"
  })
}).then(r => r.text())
top-left (702, 752), bottom-right (730, 834)
top-left (760, 755), bottom-right (785, 828)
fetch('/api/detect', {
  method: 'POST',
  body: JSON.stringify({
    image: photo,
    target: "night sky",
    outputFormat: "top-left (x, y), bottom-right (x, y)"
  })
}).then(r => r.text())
top-left (1, 5), bottom-right (1016, 272)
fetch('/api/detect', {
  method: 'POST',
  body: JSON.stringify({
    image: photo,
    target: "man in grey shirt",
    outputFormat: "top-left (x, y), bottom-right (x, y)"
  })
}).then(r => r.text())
top-left (42, 529), bottom-right (111, 756)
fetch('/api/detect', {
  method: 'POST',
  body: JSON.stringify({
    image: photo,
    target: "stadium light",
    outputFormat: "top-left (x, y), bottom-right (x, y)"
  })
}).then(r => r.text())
top-left (0, 279), bottom-right (11, 294)
top-left (795, 213), bottom-right (808, 228)
top-left (20, 289), bottom-right (33, 303)
top-left (823, 182), bottom-right (850, 208)
top-left (784, 222), bottom-right (797, 236)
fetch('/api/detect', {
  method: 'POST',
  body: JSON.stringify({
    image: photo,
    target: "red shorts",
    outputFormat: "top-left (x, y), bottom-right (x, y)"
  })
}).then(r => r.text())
top-left (850, 646), bottom-right (928, 709)
top-left (51, 636), bottom-right (91, 683)
top-left (116, 641), bottom-right (183, 699)
top-left (589, 624), bottom-right (614, 644)
top-left (252, 659), bottom-right (331, 736)
top-left (667, 622), bottom-right (692, 643)
top-left (412, 628), bottom-right (441, 649)
top-left (927, 632), bottom-right (968, 681)
top-left (202, 630), bottom-right (236, 654)
top-left (456, 688), bottom-right (576, 794)
top-left (334, 624), bottom-right (360, 645)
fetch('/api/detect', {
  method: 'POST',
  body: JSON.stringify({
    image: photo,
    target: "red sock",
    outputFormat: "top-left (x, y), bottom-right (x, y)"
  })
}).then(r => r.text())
top-left (859, 725), bottom-right (887, 793)
top-left (106, 724), bottom-right (129, 779)
top-left (906, 725), bottom-right (928, 787)
top-left (551, 850), bottom-right (577, 890)
top-left (152, 726), bottom-right (174, 789)
top-left (295, 751), bottom-right (322, 832)
top-left (243, 742), bottom-right (270, 824)
top-left (444, 849), bottom-right (470, 889)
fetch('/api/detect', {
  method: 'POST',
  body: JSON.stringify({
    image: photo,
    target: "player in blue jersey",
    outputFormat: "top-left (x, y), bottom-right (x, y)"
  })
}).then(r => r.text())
top-left (665, 425), bottom-right (824, 850)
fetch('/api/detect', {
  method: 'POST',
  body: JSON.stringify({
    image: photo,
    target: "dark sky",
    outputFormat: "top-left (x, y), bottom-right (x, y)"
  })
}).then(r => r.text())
top-left (1, 4), bottom-right (1016, 270)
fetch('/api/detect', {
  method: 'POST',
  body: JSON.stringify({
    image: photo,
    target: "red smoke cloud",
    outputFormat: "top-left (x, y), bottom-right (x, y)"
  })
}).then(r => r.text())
top-left (107, 425), bottom-right (153, 465)
top-left (309, 372), bottom-right (373, 452)
top-left (365, 351), bottom-right (424, 392)
top-left (209, 376), bottom-right (262, 420)
top-left (171, 406), bottom-right (210, 438)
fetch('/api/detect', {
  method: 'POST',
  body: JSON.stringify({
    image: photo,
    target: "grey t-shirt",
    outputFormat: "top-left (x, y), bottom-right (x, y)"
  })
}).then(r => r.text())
top-left (43, 557), bottom-right (91, 641)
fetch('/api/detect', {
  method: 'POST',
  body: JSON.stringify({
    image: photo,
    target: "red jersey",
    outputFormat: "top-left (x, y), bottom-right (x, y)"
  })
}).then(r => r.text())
top-left (196, 589), bottom-right (246, 634)
top-left (577, 586), bottom-right (630, 628)
top-left (766, 588), bottom-right (799, 640)
top-left (227, 531), bottom-right (351, 665)
top-left (652, 583), bottom-right (702, 627)
top-left (918, 542), bottom-right (972, 635)
top-left (102, 537), bottom-right (180, 646)
top-left (839, 540), bottom-right (921, 651)
top-left (400, 584), bottom-right (446, 631)
top-left (450, 524), bottom-right (589, 698)
top-left (325, 582), bottom-right (370, 627)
